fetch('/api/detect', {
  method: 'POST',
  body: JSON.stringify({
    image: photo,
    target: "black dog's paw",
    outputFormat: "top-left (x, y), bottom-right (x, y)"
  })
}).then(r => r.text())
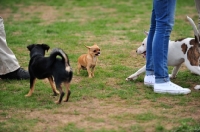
top-left (52, 92), bottom-right (59, 96)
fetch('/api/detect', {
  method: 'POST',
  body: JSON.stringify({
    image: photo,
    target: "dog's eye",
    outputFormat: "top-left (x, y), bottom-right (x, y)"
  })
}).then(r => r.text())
top-left (142, 44), bottom-right (144, 45)
top-left (93, 50), bottom-right (96, 52)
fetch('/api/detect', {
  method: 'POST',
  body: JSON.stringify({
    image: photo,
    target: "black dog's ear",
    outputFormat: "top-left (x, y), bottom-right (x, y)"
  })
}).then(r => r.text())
top-left (27, 44), bottom-right (36, 51)
top-left (41, 44), bottom-right (50, 52)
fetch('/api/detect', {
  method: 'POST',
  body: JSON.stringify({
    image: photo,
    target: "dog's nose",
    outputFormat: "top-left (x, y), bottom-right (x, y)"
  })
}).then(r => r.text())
top-left (136, 50), bottom-right (138, 53)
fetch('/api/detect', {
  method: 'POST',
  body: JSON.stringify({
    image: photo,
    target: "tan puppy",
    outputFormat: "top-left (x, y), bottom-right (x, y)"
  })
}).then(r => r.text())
top-left (77, 44), bottom-right (100, 78)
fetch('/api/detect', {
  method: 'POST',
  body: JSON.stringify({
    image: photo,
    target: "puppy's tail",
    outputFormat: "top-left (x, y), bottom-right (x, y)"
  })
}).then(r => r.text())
top-left (50, 48), bottom-right (70, 68)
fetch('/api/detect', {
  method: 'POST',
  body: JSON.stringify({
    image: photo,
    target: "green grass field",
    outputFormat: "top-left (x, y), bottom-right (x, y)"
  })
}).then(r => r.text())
top-left (1, 0), bottom-right (200, 131)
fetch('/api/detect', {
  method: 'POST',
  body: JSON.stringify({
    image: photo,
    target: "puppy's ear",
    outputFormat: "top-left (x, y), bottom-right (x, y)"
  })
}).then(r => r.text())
top-left (41, 44), bottom-right (50, 52)
top-left (84, 45), bottom-right (91, 49)
top-left (144, 31), bottom-right (149, 36)
top-left (27, 44), bottom-right (35, 51)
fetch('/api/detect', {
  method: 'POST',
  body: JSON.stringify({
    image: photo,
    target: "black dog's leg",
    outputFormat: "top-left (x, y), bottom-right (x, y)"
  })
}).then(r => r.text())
top-left (65, 90), bottom-right (71, 102)
top-left (48, 76), bottom-right (59, 96)
top-left (63, 82), bottom-right (71, 102)
top-left (55, 85), bottom-right (65, 104)
top-left (25, 77), bottom-right (36, 97)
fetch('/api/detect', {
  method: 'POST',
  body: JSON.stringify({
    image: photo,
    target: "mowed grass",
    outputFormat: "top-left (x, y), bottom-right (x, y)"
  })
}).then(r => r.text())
top-left (0, 0), bottom-right (200, 131)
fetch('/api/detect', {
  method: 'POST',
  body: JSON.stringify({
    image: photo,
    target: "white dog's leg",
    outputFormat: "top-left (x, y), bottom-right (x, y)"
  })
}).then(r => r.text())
top-left (169, 64), bottom-right (182, 79)
top-left (184, 60), bottom-right (200, 89)
top-left (126, 65), bottom-right (146, 81)
top-left (184, 60), bottom-right (200, 75)
top-left (194, 85), bottom-right (200, 90)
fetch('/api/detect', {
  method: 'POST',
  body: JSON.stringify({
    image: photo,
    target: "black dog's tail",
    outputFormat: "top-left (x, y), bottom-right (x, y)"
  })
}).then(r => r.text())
top-left (50, 48), bottom-right (71, 70)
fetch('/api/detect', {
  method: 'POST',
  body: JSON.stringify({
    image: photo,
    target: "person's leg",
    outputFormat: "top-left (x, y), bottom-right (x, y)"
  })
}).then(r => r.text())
top-left (0, 17), bottom-right (20, 74)
top-left (146, 9), bottom-right (156, 74)
top-left (152, 0), bottom-right (190, 94)
top-left (0, 17), bottom-right (29, 79)
top-left (153, 0), bottom-right (175, 83)
top-left (144, 1), bottom-right (156, 87)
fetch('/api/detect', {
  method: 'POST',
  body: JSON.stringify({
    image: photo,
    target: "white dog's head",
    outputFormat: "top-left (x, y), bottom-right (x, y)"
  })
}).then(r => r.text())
top-left (136, 31), bottom-right (148, 57)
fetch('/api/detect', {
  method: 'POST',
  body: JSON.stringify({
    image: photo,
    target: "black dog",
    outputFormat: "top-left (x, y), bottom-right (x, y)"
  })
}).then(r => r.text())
top-left (26, 44), bottom-right (73, 104)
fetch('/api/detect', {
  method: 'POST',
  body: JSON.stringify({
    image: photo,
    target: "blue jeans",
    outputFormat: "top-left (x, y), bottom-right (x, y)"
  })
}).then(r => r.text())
top-left (146, 0), bottom-right (176, 83)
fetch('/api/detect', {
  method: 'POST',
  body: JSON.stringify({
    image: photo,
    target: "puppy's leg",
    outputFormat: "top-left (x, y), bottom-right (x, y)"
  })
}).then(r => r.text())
top-left (126, 65), bottom-right (146, 81)
top-left (55, 84), bottom-right (65, 104)
top-left (48, 76), bottom-right (59, 96)
top-left (25, 77), bottom-right (36, 97)
top-left (77, 63), bottom-right (81, 75)
top-left (170, 64), bottom-right (182, 79)
top-left (63, 82), bottom-right (71, 102)
top-left (91, 66), bottom-right (95, 77)
top-left (86, 66), bottom-right (92, 78)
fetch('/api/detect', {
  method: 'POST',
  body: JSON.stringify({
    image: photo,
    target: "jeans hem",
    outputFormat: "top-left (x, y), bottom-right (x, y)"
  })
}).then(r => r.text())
top-left (146, 70), bottom-right (154, 75)
top-left (155, 78), bottom-right (170, 83)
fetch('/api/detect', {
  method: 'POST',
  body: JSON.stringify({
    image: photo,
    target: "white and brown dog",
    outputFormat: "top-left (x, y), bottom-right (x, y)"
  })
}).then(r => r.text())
top-left (126, 16), bottom-right (200, 89)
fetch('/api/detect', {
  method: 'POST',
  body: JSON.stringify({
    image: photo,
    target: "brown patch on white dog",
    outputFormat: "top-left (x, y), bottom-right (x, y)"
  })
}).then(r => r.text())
top-left (181, 43), bottom-right (188, 54)
top-left (187, 39), bottom-right (200, 66)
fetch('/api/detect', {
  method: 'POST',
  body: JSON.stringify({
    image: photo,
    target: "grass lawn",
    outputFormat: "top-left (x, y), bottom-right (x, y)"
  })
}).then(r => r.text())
top-left (0, 0), bottom-right (200, 131)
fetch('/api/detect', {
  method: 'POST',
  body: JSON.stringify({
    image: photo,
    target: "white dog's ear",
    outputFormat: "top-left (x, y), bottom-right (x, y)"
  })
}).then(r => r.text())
top-left (144, 31), bottom-right (149, 36)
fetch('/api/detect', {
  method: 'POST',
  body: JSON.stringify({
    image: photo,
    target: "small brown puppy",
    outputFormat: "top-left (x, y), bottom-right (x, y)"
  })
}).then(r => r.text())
top-left (77, 44), bottom-right (100, 78)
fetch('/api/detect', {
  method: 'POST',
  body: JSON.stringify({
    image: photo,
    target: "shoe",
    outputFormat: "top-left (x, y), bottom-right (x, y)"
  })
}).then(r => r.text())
top-left (0, 68), bottom-right (30, 80)
top-left (154, 81), bottom-right (191, 95)
top-left (144, 75), bottom-right (155, 87)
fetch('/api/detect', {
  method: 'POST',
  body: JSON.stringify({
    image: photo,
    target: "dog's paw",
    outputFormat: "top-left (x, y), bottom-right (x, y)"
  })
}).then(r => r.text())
top-left (25, 91), bottom-right (33, 97)
top-left (52, 91), bottom-right (60, 96)
top-left (55, 100), bottom-right (61, 104)
top-left (25, 92), bottom-right (32, 97)
top-left (63, 99), bottom-right (69, 102)
top-left (169, 74), bottom-right (176, 79)
top-left (25, 94), bottom-right (31, 97)
top-left (194, 85), bottom-right (200, 90)
top-left (126, 78), bottom-right (132, 81)
top-left (126, 75), bottom-right (138, 81)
